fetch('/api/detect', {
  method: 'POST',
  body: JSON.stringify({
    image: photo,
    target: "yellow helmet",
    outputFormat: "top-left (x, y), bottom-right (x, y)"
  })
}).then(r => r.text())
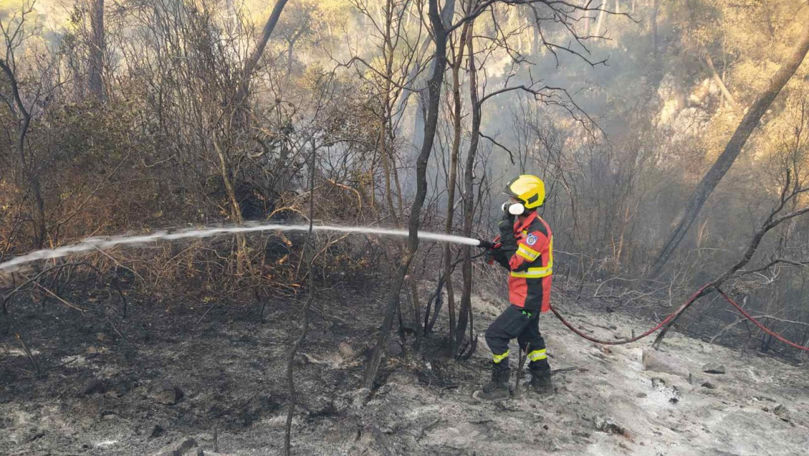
top-left (506, 174), bottom-right (545, 209)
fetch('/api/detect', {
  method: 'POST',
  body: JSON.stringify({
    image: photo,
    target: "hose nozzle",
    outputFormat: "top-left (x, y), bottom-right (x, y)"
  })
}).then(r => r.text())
top-left (477, 239), bottom-right (496, 249)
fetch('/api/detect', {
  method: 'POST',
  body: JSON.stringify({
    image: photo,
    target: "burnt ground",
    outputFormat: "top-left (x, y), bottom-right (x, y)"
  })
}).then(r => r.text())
top-left (0, 280), bottom-right (388, 455)
top-left (2, 278), bottom-right (809, 455)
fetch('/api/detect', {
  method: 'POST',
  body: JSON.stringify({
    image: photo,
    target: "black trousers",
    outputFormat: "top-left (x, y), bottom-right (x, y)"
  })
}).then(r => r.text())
top-left (485, 305), bottom-right (550, 370)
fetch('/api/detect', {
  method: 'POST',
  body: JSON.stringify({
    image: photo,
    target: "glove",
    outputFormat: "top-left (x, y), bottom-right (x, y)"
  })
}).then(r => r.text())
top-left (485, 244), bottom-right (510, 269)
top-left (498, 213), bottom-right (517, 251)
top-left (498, 213), bottom-right (514, 235)
top-left (484, 248), bottom-right (495, 263)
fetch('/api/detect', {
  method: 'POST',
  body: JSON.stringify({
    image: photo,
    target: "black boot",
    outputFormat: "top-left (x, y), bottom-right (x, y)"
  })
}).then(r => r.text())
top-left (476, 363), bottom-right (511, 401)
top-left (526, 367), bottom-right (553, 395)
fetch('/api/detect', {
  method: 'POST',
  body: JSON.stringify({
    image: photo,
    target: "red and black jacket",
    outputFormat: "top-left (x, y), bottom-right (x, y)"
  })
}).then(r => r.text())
top-left (487, 211), bottom-right (553, 313)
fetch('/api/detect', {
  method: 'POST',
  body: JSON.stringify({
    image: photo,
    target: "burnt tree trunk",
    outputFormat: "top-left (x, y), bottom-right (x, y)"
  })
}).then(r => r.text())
top-left (283, 143), bottom-right (318, 456)
top-left (444, 19), bottom-right (470, 355)
top-left (456, 20), bottom-right (479, 353)
top-left (235, 0), bottom-right (290, 108)
top-left (649, 25), bottom-right (809, 278)
top-left (363, 0), bottom-right (448, 388)
top-left (88, 0), bottom-right (105, 101)
top-left (0, 59), bottom-right (45, 249)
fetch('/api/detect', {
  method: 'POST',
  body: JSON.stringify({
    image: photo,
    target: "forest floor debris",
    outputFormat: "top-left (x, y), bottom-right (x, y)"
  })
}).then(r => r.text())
top-left (1, 283), bottom-right (808, 455)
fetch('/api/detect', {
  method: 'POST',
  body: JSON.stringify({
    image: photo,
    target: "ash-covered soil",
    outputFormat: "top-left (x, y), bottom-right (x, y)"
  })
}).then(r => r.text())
top-left (1, 281), bottom-right (808, 455)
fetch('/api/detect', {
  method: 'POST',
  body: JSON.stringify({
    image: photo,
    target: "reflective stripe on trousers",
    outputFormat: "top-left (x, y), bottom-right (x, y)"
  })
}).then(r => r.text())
top-left (527, 348), bottom-right (547, 362)
top-left (492, 350), bottom-right (509, 364)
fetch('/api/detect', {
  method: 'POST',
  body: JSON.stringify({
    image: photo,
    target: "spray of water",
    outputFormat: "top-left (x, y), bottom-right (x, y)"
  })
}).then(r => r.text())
top-left (0, 223), bottom-right (484, 273)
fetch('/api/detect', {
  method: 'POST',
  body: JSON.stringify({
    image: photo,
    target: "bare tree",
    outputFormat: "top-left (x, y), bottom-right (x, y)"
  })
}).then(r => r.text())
top-left (284, 141), bottom-right (318, 456)
top-left (654, 139), bottom-right (809, 348)
top-left (234, 0), bottom-right (290, 108)
top-left (275, 0), bottom-right (321, 81)
top-left (364, 0), bottom-right (448, 388)
top-left (649, 20), bottom-right (809, 278)
top-left (443, 7), bottom-right (472, 355)
top-left (366, 0), bottom-right (613, 376)
top-left (349, 0), bottom-right (423, 223)
top-left (88, 0), bottom-right (105, 100)
top-left (453, 0), bottom-right (611, 354)
top-left (0, 3), bottom-right (46, 249)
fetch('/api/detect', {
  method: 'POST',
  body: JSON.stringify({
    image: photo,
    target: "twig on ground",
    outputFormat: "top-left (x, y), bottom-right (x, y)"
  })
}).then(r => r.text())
top-left (32, 281), bottom-right (85, 312)
top-left (16, 333), bottom-right (42, 378)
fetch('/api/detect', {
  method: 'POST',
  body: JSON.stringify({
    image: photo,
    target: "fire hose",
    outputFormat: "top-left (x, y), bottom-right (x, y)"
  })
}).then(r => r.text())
top-left (477, 241), bottom-right (809, 352)
top-left (551, 282), bottom-right (809, 352)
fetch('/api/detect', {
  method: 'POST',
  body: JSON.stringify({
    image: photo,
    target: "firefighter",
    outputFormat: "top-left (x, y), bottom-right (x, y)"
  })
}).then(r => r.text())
top-left (477, 174), bottom-right (553, 400)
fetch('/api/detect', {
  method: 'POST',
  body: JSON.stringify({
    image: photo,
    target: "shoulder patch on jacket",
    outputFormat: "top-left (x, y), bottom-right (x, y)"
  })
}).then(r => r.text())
top-left (525, 233), bottom-right (538, 246)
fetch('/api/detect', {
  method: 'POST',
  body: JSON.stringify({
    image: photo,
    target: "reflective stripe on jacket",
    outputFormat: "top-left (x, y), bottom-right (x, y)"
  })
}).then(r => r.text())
top-left (506, 212), bottom-right (553, 313)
